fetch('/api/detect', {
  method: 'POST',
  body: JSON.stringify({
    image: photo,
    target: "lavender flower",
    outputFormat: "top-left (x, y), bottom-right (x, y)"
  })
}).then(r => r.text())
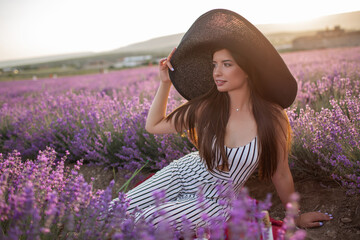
top-left (0, 148), bottom-right (304, 239)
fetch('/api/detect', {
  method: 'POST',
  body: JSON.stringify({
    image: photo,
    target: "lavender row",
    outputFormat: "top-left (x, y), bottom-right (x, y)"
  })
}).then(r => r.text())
top-left (0, 90), bottom-right (193, 172)
top-left (288, 91), bottom-right (360, 194)
top-left (0, 148), bottom-right (305, 239)
top-left (0, 67), bottom-right (191, 172)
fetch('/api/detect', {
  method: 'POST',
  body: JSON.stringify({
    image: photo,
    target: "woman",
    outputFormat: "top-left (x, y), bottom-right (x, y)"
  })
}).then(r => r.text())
top-left (114, 9), bottom-right (331, 231)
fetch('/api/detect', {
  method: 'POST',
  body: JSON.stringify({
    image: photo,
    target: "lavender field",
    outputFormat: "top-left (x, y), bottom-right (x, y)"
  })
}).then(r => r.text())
top-left (1, 46), bottom-right (359, 193)
top-left (0, 46), bottom-right (359, 239)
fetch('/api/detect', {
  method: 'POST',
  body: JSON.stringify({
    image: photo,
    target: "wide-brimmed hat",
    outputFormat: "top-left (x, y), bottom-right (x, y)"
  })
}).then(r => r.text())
top-left (168, 9), bottom-right (297, 108)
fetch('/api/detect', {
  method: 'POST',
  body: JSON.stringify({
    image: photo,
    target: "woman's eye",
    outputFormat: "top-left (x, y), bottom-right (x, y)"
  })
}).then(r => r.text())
top-left (224, 63), bottom-right (231, 67)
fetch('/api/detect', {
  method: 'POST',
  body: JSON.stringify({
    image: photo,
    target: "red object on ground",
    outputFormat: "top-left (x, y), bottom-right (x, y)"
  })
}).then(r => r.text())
top-left (133, 173), bottom-right (283, 239)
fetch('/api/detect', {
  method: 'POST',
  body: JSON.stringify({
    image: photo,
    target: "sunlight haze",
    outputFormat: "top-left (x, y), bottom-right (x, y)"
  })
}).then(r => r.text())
top-left (0, 0), bottom-right (360, 61)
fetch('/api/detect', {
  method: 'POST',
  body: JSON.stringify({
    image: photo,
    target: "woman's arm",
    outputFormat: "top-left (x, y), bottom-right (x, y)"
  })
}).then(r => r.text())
top-left (271, 115), bottom-right (332, 228)
top-left (145, 47), bottom-right (180, 134)
top-left (271, 111), bottom-right (296, 207)
top-left (271, 153), bottom-right (294, 207)
top-left (145, 81), bottom-right (178, 134)
top-left (272, 159), bottom-right (332, 228)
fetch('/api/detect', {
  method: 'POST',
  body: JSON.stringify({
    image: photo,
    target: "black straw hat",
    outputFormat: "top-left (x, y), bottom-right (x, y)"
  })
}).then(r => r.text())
top-left (168, 9), bottom-right (297, 109)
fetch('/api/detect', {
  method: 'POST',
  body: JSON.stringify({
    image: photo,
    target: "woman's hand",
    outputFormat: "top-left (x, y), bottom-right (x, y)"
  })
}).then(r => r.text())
top-left (295, 211), bottom-right (333, 228)
top-left (159, 47), bottom-right (176, 83)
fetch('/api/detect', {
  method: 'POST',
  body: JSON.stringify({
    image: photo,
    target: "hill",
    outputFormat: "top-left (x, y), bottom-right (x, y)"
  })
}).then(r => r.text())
top-left (256, 10), bottom-right (360, 34)
top-left (0, 10), bottom-right (359, 69)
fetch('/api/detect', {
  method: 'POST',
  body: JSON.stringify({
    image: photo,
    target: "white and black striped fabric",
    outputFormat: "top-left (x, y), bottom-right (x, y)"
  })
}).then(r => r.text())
top-left (112, 137), bottom-right (259, 230)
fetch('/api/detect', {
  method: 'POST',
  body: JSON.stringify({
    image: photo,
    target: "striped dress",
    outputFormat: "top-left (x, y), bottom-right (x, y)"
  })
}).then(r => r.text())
top-left (112, 136), bottom-right (259, 230)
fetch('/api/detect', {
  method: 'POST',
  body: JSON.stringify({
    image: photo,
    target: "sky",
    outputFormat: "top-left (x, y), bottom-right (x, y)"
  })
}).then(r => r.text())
top-left (1, 0), bottom-right (360, 62)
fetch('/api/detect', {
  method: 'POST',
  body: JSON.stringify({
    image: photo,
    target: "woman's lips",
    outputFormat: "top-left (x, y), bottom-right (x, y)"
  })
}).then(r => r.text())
top-left (215, 79), bottom-right (227, 86)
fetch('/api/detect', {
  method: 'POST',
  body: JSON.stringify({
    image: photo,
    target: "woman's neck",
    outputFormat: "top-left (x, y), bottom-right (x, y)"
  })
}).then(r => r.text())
top-left (228, 87), bottom-right (252, 113)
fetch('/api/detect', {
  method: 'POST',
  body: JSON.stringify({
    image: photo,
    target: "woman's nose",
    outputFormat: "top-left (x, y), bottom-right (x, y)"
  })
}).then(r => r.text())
top-left (213, 66), bottom-right (222, 76)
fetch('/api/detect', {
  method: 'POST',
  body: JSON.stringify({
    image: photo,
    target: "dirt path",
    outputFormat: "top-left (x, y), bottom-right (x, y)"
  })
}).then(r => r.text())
top-left (77, 164), bottom-right (360, 240)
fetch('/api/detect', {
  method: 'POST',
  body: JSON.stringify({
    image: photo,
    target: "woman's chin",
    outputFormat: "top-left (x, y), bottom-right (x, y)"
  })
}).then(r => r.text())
top-left (216, 86), bottom-right (228, 92)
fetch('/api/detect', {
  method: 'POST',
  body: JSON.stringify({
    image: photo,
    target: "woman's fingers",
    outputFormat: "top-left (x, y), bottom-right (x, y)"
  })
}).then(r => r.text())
top-left (306, 221), bottom-right (324, 228)
top-left (159, 47), bottom-right (176, 72)
top-left (297, 211), bottom-right (333, 228)
top-left (159, 57), bottom-right (167, 66)
top-left (314, 212), bottom-right (332, 221)
top-left (167, 62), bottom-right (174, 72)
top-left (166, 47), bottom-right (176, 71)
top-left (159, 58), bottom-right (170, 71)
top-left (305, 212), bottom-right (332, 227)
top-left (168, 47), bottom-right (176, 60)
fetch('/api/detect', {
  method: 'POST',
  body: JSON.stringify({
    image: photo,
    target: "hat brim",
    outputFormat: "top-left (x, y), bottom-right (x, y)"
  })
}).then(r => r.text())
top-left (169, 9), bottom-right (297, 108)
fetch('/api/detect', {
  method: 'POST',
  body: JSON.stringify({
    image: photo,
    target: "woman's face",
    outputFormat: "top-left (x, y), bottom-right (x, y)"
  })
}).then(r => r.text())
top-left (212, 49), bottom-right (249, 93)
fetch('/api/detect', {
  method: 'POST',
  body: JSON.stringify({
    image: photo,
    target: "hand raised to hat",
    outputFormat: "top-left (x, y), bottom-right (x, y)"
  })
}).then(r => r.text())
top-left (159, 47), bottom-right (176, 84)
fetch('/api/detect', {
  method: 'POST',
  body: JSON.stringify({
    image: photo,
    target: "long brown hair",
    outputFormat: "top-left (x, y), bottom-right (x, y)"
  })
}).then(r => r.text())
top-left (166, 48), bottom-right (292, 180)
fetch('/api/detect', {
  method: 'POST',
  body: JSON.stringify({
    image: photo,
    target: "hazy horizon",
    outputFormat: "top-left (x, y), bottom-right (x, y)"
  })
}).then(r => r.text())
top-left (1, 0), bottom-right (360, 62)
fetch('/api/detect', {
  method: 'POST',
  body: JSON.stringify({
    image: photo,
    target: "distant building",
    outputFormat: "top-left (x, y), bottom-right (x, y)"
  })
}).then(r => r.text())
top-left (292, 26), bottom-right (360, 50)
top-left (113, 55), bottom-right (152, 68)
top-left (2, 67), bottom-right (19, 74)
top-left (83, 60), bottom-right (112, 70)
